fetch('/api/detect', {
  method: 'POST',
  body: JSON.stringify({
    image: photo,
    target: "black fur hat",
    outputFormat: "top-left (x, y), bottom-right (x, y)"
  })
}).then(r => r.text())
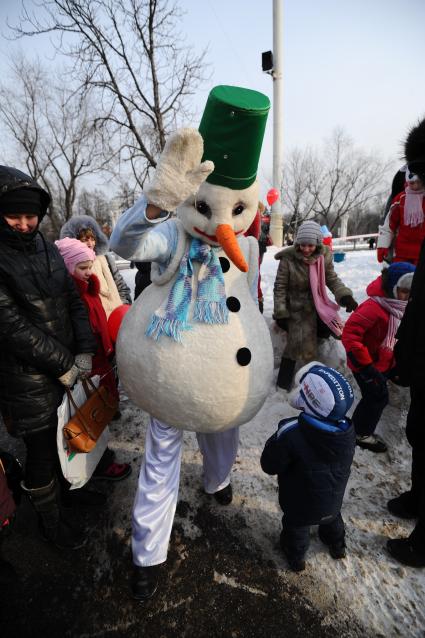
top-left (404, 118), bottom-right (425, 182)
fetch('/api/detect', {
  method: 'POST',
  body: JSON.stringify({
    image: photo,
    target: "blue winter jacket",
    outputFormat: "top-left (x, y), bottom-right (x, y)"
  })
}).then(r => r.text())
top-left (261, 413), bottom-right (355, 526)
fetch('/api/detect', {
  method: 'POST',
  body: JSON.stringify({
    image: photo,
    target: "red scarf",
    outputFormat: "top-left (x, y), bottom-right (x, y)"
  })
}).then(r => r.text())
top-left (72, 274), bottom-right (113, 358)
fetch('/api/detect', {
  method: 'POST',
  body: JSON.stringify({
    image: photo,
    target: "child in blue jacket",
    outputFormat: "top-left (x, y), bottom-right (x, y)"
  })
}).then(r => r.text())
top-left (261, 363), bottom-right (355, 572)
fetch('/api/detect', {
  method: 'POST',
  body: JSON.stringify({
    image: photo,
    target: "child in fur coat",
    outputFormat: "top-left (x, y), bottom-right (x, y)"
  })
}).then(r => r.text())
top-left (56, 237), bottom-right (131, 481)
top-left (273, 220), bottom-right (357, 390)
top-left (341, 262), bottom-right (415, 453)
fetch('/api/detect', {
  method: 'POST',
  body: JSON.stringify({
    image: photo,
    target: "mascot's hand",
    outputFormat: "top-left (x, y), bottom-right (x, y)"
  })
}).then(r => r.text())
top-left (145, 128), bottom-right (214, 212)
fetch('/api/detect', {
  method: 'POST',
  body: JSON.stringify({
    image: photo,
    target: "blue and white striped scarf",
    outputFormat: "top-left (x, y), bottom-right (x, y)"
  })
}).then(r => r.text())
top-left (146, 237), bottom-right (229, 343)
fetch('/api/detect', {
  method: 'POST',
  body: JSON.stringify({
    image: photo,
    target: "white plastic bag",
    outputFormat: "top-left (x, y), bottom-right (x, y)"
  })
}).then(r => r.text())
top-left (56, 376), bottom-right (110, 490)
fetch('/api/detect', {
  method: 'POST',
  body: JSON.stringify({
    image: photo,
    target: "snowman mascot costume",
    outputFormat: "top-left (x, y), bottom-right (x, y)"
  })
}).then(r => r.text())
top-left (110, 86), bottom-right (273, 601)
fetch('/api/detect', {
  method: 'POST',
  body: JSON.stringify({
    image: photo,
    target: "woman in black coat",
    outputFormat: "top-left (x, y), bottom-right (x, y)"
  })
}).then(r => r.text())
top-left (387, 238), bottom-right (425, 567)
top-left (0, 165), bottom-right (97, 550)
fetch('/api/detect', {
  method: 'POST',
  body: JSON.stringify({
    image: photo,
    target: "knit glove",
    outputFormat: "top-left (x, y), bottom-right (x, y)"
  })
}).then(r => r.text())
top-left (144, 128), bottom-right (214, 211)
top-left (75, 353), bottom-right (93, 379)
top-left (275, 318), bottom-right (289, 331)
top-left (377, 247), bottom-right (389, 263)
top-left (58, 365), bottom-right (79, 388)
top-left (358, 364), bottom-right (387, 397)
top-left (340, 295), bottom-right (358, 312)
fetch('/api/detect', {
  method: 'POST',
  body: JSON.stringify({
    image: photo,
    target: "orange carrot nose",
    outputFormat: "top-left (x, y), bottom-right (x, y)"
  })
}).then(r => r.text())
top-left (215, 224), bottom-right (248, 272)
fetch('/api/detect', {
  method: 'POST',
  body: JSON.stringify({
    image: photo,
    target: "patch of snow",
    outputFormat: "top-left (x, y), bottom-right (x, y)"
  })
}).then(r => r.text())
top-left (213, 571), bottom-right (268, 596)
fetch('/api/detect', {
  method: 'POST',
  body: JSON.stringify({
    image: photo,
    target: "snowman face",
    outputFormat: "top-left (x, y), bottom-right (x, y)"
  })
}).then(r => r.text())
top-left (176, 180), bottom-right (259, 245)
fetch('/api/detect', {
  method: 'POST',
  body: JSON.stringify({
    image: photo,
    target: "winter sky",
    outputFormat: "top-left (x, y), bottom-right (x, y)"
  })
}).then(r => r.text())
top-left (0, 0), bottom-right (425, 190)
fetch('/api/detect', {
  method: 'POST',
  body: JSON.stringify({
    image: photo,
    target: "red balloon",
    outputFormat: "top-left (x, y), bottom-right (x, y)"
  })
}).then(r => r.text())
top-left (108, 304), bottom-right (131, 343)
top-left (266, 188), bottom-right (280, 206)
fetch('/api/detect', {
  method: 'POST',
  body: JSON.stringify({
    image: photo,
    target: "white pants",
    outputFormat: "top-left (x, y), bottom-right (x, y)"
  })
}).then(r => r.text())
top-left (132, 416), bottom-right (239, 567)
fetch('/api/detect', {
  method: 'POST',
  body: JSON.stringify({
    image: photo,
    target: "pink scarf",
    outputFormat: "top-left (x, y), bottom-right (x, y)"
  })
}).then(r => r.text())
top-left (309, 255), bottom-right (344, 336)
top-left (404, 186), bottom-right (425, 227)
top-left (370, 296), bottom-right (407, 350)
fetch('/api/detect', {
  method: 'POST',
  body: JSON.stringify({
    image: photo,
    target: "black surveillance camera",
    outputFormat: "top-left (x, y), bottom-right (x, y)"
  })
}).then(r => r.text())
top-left (262, 51), bottom-right (273, 72)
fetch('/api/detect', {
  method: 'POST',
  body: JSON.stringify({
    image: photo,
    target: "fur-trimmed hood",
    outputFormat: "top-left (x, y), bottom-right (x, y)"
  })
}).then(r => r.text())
top-left (60, 215), bottom-right (109, 255)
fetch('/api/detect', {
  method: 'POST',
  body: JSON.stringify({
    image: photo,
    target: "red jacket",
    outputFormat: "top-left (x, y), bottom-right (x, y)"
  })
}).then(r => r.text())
top-left (341, 277), bottom-right (394, 373)
top-left (73, 274), bottom-right (118, 398)
top-left (389, 192), bottom-right (425, 264)
top-left (245, 210), bottom-right (261, 240)
top-left (245, 210), bottom-right (263, 301)
top-left (0, 461), bottom-right (15, 526)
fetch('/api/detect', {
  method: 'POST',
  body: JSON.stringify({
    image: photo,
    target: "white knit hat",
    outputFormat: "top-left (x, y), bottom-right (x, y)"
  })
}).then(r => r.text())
top-left (295, 220), bottom-right (323, 245)
top-left (395, 272), bottom-right (414, 294)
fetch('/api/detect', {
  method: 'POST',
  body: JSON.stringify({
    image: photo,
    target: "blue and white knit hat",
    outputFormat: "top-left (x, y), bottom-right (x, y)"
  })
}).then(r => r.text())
top-left (289, 362), bottom-right (354, 421)
top-left (385, 262), bottom-right (415, 297)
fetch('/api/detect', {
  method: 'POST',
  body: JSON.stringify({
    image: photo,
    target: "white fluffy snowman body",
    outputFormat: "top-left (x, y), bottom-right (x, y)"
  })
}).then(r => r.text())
top-left (110, 129), bottom-right (274, 433)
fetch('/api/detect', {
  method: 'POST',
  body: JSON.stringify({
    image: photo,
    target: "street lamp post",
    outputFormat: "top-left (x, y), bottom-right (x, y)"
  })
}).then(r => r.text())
top-left (262, 0), bottom-right (283, 246)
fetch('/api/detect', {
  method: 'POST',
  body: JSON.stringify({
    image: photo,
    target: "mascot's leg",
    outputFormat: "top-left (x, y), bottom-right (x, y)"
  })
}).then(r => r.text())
top-left (196, 427), bottom-right (239, 505)
top-left (132, 416), bottom-right (183, 567)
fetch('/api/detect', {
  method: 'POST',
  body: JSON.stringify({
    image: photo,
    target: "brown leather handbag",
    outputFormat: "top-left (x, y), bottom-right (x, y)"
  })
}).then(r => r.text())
top-left (63, 379), bottom-right (118, 453)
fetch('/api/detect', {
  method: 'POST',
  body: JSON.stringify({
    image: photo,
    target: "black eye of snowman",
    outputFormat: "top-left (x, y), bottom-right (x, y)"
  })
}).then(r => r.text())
top-left (195, 200), bottom-right (212, 218)
top-left (233, 204), bottom-right (245, 216)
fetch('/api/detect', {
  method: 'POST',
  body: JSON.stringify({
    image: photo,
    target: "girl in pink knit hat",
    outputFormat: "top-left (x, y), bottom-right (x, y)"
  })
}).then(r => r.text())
top-left (55, 238), bottom-right (131, 482)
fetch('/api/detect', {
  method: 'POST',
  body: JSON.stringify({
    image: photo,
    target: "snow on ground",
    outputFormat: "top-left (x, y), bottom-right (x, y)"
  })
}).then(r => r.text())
top-left (119, 249), bottom-right (424, 637)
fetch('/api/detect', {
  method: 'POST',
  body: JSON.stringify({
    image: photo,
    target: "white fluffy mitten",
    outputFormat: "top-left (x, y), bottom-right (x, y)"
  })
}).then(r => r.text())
top-left (58, 365), bottom-right (79, 388)
top-left (145, 128), bottom-right (214, 211)
top-left (75, 353), bottom-right (93, 379)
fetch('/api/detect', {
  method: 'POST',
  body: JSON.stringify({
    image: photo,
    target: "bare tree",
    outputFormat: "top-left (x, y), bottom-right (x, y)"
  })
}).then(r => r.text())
top-left (347, 198), bottom-right (387, 236)
top-left (0, 56), bottom-right (114, 234)
top-left (11, 0), bottom-right (208, 186)
top-left (114, 180), bottom-right (138, 211)
top-left (282, 129), bottom-right (391, 235)
top-left (307, 128), bottom-right (391, 232)
top-left (281, 148), bottom-right (318, 232)
top-left (78, 188), bottom-right (112, 226)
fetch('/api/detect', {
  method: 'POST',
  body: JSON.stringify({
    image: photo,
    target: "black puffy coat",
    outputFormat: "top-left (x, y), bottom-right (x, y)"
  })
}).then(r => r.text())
top-left (394, 238), bottom-right (425, 387)
top-left (0, 166), bottom-right (97, 437)
top-left (261, 413), bottom-right (355, 526)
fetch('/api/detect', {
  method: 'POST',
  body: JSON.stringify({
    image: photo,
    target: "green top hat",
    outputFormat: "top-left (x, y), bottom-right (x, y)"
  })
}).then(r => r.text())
top-left (198, 85), bottom-right (270, 190)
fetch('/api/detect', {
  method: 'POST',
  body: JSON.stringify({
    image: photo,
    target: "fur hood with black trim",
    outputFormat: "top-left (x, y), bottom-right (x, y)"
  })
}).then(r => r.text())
top-left (60, 215), bottom-right (109, 255)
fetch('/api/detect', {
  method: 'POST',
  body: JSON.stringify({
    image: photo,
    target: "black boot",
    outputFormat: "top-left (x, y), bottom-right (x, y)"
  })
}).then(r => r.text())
top-left (387, 538), bottom-right (425, 567)
top-left (318, 532), bottom-right (346, 559)
top-left (277, 357), bottom-right (296, 391)
top-left (213, 484), bottom-right (233, 506)
top-left (387, 491), bottom-right (419, 519)
top-left (279, 530), bottom-right (306, 572)
top-left (21, 478), bottom-right (86, 550)
top-left (61, 484), bottom-right (107, 510)
top-left (132, 565), bottom-right (159, 601)
top-left (281, 544), bottom-right (306, 572)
